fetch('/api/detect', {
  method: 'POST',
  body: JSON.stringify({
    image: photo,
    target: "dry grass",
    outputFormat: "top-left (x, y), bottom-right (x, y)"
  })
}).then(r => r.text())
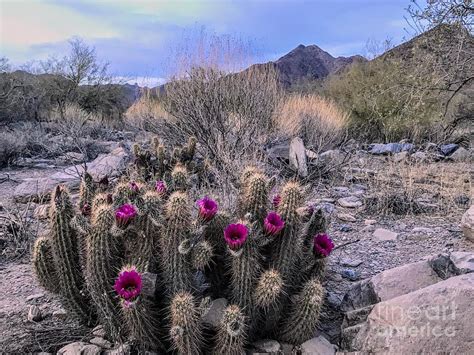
top-left (362, 159), bottom-right (472, 217)
top-left (275, 94), bottom-right (349, 154)
top-left (125, 91), bottom-right (172, 131)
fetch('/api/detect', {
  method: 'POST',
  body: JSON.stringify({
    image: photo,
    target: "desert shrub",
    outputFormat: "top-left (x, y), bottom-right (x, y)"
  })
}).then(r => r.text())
top-left (326, 59), bottom-right (444, 143)
top-left (125, 91), bottom-right (171, 131)
top-left (275, 94), bottom-right (349, 153)
top-left (162, 64), bottom-right (281, 176)
top-left (0, 130), bottom-right (27, 167)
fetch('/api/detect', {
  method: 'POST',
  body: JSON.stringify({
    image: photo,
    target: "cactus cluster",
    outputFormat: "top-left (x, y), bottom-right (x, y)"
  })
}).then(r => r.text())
top-left (32, 136), bottom-right (334, 353)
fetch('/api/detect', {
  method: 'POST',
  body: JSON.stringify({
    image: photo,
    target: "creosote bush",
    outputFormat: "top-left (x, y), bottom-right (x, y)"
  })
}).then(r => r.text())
top-left (32, 136), bottom-right (334, 353)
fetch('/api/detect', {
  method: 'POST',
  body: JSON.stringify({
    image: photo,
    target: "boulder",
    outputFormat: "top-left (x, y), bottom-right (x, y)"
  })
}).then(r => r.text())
top-left (429, 252), bottom-right (474, 279)
top-left (27, 305), bottom-right (42, 322)
top-left (13, 146), bottom-right (129, 203)
top-left (58, 342), bottom-right (101, 355)
top-left (337, 196), bottom-right (362, 208)
top-left (318, 149), bottom-right (345, 166)
top-left (461, 205), bottom-right (474, 242)
top-left (368, 143), bottom-right (414, 155)
top-left (342, 273), bottom-right (474, 353)
top-left (439, 143), bottom-right (458, 156)
top-left (58, 152), bottom-right (86, 164)
top-left (289, 137), bottom-right (308, 178)
top-left (267, 143), bottom-right (290, 160)
top-left (201, 298), bottom-right (227, 328)
top-left (89, 337), bottom-right (112, 349)
top-left (449, 147), bottom-right (471, 162)
top-left (410, 151), bottom-right (427, 163)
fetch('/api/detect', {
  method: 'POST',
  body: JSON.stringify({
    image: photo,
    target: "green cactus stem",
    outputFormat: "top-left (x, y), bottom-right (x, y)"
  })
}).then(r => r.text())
top-left (213, 305), bottom-right (247, 355)
top-left (32, 237), bottom-right (59, 294)
top-left (78, 172), bottom-right (95, 212)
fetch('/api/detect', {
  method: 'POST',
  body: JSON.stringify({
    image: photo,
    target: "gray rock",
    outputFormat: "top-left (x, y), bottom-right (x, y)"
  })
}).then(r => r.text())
top-left (27, 305), bottom-right (42, 322)
top-left (461, 205), bottom-right (474, 242)
top-left (337, 196), bottom-right (362, 208)
top-left (89, 337), bottom-right (112, 349)
top-left (368, 143), bottom-right (414, 155)
top-left (393, 151), bottom-right (409, 162)
top-left (300, 335), bottom-right (337, 355)
top-left (373, 228), bottom-right (398, 241)
top-left (439, 143), bottom-right (458, 156)
top-left (92, 325), bottom-right (106, 338)
top-left (410, 151), bottom-right (427, 162)
top-left (252, 339), bottom-right (281, 353)
top-left (339, 224), bottom-right (352, 232)
top-left (58, 342), bottom-right (101, 355)
top-left (280, 343), bottom-right (294, 355)
top-left (341, 269), bottom-right (360, 281)
top-left (267, 143), bottom-right (290, 160)
top-left (26, 293), bottom-right (44, 302)
top-left (289, 137), bottom-right (308, 178)
top-left (364, 219), bottom-right (377, 225)
top-left (449, 147), bottom-right (471, 162)
top-left (52, 309), bottom-right (67, 320)
top-left (201, 298), bottom-right (227, 328)
top-left (318, 149), bottom-right (345, 166)
top-left (429, 252), bottom-right (474, 279)
top-left (58, 152), bottom-right (86, 164)
top-left (342, 273), bottom-right (474, 353)
top-left (337, 213), bottom-right (356, 222)
top-left (411, 227), bottom-right (434, 234)
top-left (341, 259), bottom-right (363, 267)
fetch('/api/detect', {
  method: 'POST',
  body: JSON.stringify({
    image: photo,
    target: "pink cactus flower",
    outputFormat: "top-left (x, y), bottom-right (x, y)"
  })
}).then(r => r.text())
top-left (114, 268), bottom-right (142, 301)
top-left (264, 211), bottom-right (285, 236)
top-left (81, 203), bottom-right (91, 216)
top-left (155, 180), bottom-right (167, 195)
top-left (313, 233), bottom-right (334, 258)
top-left (115, 204), bottom-right (137, 228)
top-left (197, 196), bottom-right (218, 221)
top-left (224, 223), bottom-right (248, 250)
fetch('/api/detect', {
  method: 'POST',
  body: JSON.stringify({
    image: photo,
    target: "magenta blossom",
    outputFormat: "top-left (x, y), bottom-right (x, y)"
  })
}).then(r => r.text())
top-left (115, 204), bottom-right (137, 228)
top-left (313, 233), bottom-right (334, 258)
top-left (224, 223), bottom-right (248, 250)
top-left (197, 196), bottom-right (218, 221)
top-left (264, 211), bottom-right (285, 236)
top-left (272, 194), bottom-right (281, 209)
top-left (129, 181), bottom-right (140, 193)
top-left (114, 268), bottom-right (142, 302)
top-left (155, 180), bottom-right (167, 195)
top-left (81, 203), bottom-right (91, 217)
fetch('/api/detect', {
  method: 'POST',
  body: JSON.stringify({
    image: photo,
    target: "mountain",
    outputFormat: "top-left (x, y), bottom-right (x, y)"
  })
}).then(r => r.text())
top-left (272, 44), bottom-right (366, 88)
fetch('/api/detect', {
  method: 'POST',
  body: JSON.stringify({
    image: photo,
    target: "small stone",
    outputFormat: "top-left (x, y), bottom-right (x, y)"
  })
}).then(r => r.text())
top-left (450, 147), bottom-right (471, 162)
top-left (337, 196), bottom-right (362, 208)
top-left (337, 213), bottom-right (356, 222)
top-left (52, 309), bottom-right (67, 320)
top-left (364, 219), bottom-right (377, 225)
top-left (58, 342), bottom-right (101, 355)
top-left (301, 335), bottom-right (337, 354)
top-left (26, 293), bottom-right (45, 302)
top-left (341, 269), bottom-right (360, 281)
top-left (461, 205), bottom-right (474, 242)
top-left (28, 305), bottom-right (42, 322)
top-left (439, 143), bottom-right (458, 156)
top-left (341, 259), bottom-right (363, 267)
top-left (339, 224), bottom-right (352, 232)
top-left (410, 151), bottom-right (427, 162)
top-left (412, 227), bottom-right (434, 234)
top-left (201, 298), bottom-right (227, 328)
top-left (373, 228), bottom-right (398, 241)
top-left (92, 325), bottom-right (106, 338)
top-left (89, 337), bottom-right (112, 349)
top-left (252, 339), bottom-right (281, 353)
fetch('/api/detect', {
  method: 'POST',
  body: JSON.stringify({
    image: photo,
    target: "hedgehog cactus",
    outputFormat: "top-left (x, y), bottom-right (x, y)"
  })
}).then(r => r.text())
top-left (32, 136), bottom-right (334, 353)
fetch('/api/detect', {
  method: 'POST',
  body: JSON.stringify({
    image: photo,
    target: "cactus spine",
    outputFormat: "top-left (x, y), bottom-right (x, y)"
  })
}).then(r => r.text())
top-left (32, 237), bottom-right (59, 294)
top-left (214, 305), bottom-right (247, 355)
top-left (85, 203), bottom-right (123, 340)
top-left (49, 185), bottom-right (95, 324)
top-left (171, 164), bottom-right (189, 192)
top-left (170, 292), bottom-right (203, 354)
top-left (161, 191), bottom-right (192, 295)
top-left (191, 240), bottom-right (214, 270)
top-left (240, 173), bottom-right (269, 222)
top-left (279, 278), bottom-right (324, 345)
top-left (79, 172), bottom-right (95, 211)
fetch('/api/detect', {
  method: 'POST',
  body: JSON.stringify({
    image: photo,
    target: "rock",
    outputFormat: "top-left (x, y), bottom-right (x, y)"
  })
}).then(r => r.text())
top-left (341, 259), bottom-right (363, 267)
top-left (439, 143), bottom-right (458, 156)
top-left (337, 213), bottom-right (356, 222)
top-left (393, 151), bottom-right (409, 162)
top-left (58, 342), bottom-right (101, 355)
top-left (368, 143), bottom-right (414, 155)
top-left (289, 137), bottom-right (308, 178)
top-left (34, 205), bottom-right (49, 220)
top-left (341, 269), bottom-right (360, 281)
top-left (280, 343), bottom-right (294, 355)
top-left (201, 298), bottom-right (227, 328)
top-left (58, 152), bottom-right (86, 164)
top-left (89, 337), bottom-right (112, 349)
top-left (337, 196), bottom-right (362, 208)
top-left (410, 151), bottom-right (427, 162)
top-left (318, 149), bottom-right (345, 166)
top-left (27, 305), bottom-right (42, 322)
top-left (267, 143), bottom-right (290, 160)
top-left (305, 149), bottom-right (318, 159)
top-left (92, 325), bottom-right (106, 338)
top-left (342, 273), bottom-right (474, 353)
top-left (341, 260), bottom-right (442, 312)
top-left (52, 309), bottom-right (67, 320)
top-left (252, 339), bottom-right (281, 353)
top-left (461, 205), bottom-right (474, 242)
top-left (300, 335), bottom-right (337, 355)
top-left (14, 146), bottom-right (129, 203)
top-left (26, 293), bottom-right (44, 302)
top-left (373, 228), bottom-right (398, 241)
top-left (339, 224), bottom-right (352, 232)
top-left (104, 343), bottom-right (132, 355)
top-left (364, 219), bottom-right (376, 225)
top-left (449, 147), bottom-right (471, 162)
top-left (429, 252), bottom-right (474, 279)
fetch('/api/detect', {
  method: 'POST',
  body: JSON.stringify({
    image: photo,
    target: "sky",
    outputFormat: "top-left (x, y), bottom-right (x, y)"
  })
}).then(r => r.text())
top-left (0, 0), bottom-right (420, 86)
